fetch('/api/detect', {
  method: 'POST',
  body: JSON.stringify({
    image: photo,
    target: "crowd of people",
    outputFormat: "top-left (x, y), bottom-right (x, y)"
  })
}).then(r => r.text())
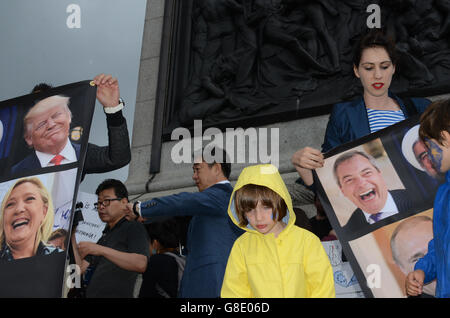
top-left (1, 29), bottom-right (449, 298)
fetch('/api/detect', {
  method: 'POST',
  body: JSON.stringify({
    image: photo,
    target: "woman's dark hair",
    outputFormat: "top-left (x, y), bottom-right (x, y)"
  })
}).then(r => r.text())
top-left (353, 29), bottom-right (398, 67)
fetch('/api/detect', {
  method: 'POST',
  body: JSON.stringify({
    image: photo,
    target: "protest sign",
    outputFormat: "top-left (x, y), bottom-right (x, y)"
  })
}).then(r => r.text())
top-left (75, 191), bottom-right (105, 244)
top-left (0, 81), bottom-right (96, 297)
top-left (321, 240), bottom-right (364, 298)
top-left (315, 116), bottom-right (441, 297)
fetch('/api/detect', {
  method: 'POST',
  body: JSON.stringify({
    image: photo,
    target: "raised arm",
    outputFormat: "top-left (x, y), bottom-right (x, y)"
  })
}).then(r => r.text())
top-left (83, 74), bottom-right (131, 175)
top-left (291, 147), bottom-right (324, 186)
top-left (133, 186), bottom-right (230, 222)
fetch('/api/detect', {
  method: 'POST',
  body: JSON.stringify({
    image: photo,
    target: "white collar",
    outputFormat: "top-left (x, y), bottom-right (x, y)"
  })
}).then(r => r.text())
top-left (362, 191), bottom-right (399, 224)
top-left (216, 180), bottom-right (230, 185)
top-left (35, 138), bottom-right (77, 167)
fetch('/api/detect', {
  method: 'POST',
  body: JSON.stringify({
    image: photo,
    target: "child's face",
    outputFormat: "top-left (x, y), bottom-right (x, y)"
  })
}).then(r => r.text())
top-left (245, 201), bottom-right (281, 236)
top-left (424, 132), bottom-right (450, 173)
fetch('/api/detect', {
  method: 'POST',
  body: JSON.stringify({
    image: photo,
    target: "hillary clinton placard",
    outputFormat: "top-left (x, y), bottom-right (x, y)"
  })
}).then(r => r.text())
top-left (0, 81), bottom-right (96, 297)
top-left (314, 116), bottom-right (443, 298)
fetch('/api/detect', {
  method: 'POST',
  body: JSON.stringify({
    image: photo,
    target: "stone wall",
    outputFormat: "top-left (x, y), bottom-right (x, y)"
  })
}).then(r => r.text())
top-left (126, 0), bottom-right (450, 217)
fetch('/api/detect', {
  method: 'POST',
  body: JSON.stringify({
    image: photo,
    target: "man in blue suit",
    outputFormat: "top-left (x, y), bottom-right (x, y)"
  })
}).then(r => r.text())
top-left (128, 147), bottom-right (244, 298)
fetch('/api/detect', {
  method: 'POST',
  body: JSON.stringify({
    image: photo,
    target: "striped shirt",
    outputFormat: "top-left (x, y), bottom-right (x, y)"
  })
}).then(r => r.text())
top-left (367, 108), bottom-right (405, 133)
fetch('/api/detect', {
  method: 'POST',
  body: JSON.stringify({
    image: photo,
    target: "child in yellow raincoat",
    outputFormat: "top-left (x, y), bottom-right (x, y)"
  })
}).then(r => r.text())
top-left (221, 164), bottom-right (335, 298)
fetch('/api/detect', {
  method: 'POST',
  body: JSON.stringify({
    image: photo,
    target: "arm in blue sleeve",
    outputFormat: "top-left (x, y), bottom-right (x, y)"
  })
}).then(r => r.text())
top-left (414, 238), bottom-right (437, 284)
top-left (321, 105), bottom-right (344, 153)
top-left (140, 187), bottom-right (227, 220)
top-left (412, 97), bottom-right (431, 114)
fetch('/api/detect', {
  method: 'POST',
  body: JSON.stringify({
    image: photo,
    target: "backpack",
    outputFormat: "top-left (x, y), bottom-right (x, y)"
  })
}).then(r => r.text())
top-left (155, 252), bottom-right (186, 298)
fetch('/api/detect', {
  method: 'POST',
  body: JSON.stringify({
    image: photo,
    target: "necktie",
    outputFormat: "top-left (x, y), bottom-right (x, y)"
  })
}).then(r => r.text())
top-left (369, 212), bottom-right (383, 223)
top-left (50, 154), bottom-right (64, 166)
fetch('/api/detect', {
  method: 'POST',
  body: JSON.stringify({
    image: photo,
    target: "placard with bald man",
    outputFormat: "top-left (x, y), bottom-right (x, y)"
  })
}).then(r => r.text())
top-left (314, 117), bottom-right (437, 298)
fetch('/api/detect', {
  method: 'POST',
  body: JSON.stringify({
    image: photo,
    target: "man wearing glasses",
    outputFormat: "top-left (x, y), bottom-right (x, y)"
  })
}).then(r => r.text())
top-left (71, 179), bottom-right (149, 298)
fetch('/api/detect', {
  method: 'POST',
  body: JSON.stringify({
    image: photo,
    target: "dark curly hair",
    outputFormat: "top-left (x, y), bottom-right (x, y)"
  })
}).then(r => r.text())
top-left (353, 29), bottom-right (398, 67)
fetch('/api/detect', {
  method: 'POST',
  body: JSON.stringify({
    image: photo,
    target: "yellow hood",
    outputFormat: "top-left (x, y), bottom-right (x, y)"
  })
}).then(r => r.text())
top-left (228, 164), bottom-right (296, 234)
top-left (222, 165), bottom-right (336, 298)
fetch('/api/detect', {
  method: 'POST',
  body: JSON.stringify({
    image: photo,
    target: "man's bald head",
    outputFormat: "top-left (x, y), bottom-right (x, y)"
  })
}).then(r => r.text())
top-left (391, 216), bottom-right (433, 274)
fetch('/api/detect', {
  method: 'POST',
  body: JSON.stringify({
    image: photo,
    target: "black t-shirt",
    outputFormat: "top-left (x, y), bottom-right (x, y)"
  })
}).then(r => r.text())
top-left (309, 216), bottom-right (332, 240)
top-left (85, 217), bottom-right (150, 298)
top-left (139, 253), bottom-right (179, 298)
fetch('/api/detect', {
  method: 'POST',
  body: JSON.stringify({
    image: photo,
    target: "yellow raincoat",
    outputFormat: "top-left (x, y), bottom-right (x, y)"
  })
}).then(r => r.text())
top-left (221, 164), bottom-right (335, 298)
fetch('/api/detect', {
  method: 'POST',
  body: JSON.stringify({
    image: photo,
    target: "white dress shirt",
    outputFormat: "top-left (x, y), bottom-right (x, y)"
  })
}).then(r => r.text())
top-left (362, 192), bottom-right (399, 224)
top-left (35, 138), bottom-right (77, 167)
top-left (35, 139), bottom-right (78, 231)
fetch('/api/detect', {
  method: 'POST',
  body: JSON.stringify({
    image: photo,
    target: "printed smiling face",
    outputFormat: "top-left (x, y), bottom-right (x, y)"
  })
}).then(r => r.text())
top-left (24, 96), bottom-right (71, 155)
top-left (3, 182), bottom-right (48, 250)
top-left (354, 46), bottom-right (395, 99)
top-left (336, 154), bottom-right (389, 215)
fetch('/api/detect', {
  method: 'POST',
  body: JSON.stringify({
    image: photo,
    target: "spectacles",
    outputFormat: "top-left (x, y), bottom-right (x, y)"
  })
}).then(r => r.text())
top-left (94, 198), bottom-right (122, 210)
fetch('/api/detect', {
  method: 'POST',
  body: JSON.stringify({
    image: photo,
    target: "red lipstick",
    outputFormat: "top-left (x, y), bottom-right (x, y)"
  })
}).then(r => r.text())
top-left (372, 83), bottom-right (384, 89)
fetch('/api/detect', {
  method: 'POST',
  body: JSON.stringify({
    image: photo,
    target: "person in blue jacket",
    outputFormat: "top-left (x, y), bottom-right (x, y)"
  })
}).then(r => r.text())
top-left (406, 100), bottom-right (450, 298)
top-left (128, 147), bottom-right (244, 298)
top-left (291, 29), bottom-right (430, 188)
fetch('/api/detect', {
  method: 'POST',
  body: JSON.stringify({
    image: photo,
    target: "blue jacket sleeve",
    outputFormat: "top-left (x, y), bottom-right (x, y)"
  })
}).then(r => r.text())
top-left (411, 97), bottom-right (431, 114)
top-left (140, 187), bottom-right (228, 219)
top-left (321, 104), bottom-right (345, 153)
top-left (414, 238), bottom-right (437, 284)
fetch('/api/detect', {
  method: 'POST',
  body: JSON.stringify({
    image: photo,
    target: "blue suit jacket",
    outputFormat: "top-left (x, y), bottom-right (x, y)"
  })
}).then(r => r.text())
top-left (140, 182), bottom-right (244, 298)
top-left (321, 93), bottom-right (431, 153)
top-left (11, 142), bottom-right (81, 175)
